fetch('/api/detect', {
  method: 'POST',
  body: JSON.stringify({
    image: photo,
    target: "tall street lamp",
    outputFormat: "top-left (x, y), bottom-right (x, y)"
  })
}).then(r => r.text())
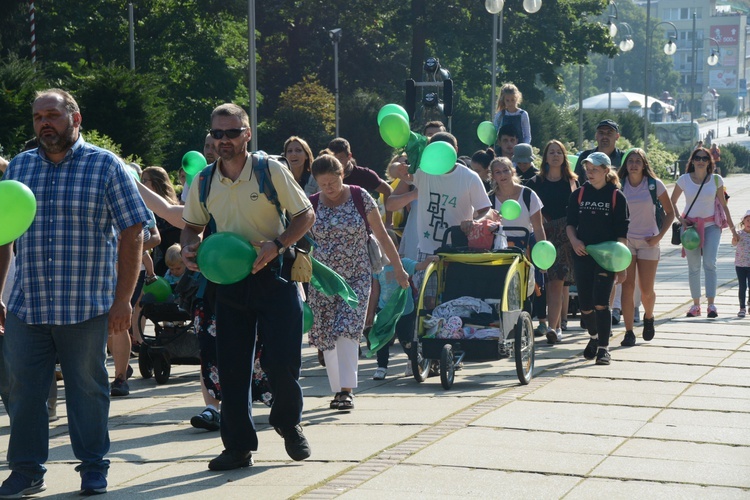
top-left (485, 0), bottom-right (542, 116)
top-left (643, 21), bottom-right (677, 150)
top-left (607, 22), bottom-right (634, 112)
top-left (248, 0), bottom-right (258, 151)
top-left (330, 28), bottom-right (342, 137)
top-left (707, 37), bottom-right (721, 138)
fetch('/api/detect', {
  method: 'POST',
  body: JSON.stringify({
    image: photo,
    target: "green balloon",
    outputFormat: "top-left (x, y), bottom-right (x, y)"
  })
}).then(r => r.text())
top-left (0, 180), bottom-right (37, 246)
top-left (477, 121), bottom-right (497, 146)
top-left (531, 240), bottom-right (556, 270)
top-left (142, 276), bottom-right (172, 303)
top-left (377, 104), bottom-right (410, 126)
top-left (585, 241), bottom-right (633, 272)
top-left (419, 141), bottom-right (457, 175)
top-left (379, 113), bottom-right (410, 148)
top-left (127, 167), bottom-right (141, 183)
top-left (303, 302), bottom-right (314, 333)
top-left (185, 172), bottom-right (196, 186)
top-left (197, 232), bottom-right (257, 284)
top-left (681, 227), bottom-right (701, 250)
top-left (182, 150), bottom-right (207, 176)
top-left (567, 155), bottom-right (578, 171)
top-left (500, 199), bottom-right (522, 220)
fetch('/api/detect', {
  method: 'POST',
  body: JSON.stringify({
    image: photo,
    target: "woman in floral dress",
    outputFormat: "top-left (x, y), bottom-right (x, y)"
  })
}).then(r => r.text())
top-left (308, 155), bottom-right (408, 411)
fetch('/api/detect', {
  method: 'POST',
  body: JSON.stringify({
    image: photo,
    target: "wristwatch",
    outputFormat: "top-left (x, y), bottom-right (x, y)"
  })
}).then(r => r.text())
top-left (273, 238), bottom-right (286, 255)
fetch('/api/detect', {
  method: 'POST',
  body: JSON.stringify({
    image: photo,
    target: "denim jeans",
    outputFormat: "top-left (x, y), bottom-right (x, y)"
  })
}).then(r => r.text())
top-left (4, 313), bottom-right (111, 480)
top-left (214, 263), bottom-right (304, 453)
top-left (685, 224), bottom-right (721, 300)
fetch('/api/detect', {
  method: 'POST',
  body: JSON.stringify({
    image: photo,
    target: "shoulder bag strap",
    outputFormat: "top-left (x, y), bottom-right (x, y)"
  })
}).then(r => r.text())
top-left (684, 173), bottom-right (709, 218)
top-left (349, 185), bottom-right (371, 233)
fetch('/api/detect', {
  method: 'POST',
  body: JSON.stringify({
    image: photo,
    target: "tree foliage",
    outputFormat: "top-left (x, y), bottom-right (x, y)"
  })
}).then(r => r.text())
top-left (1, 0), bottom-right (627, 168)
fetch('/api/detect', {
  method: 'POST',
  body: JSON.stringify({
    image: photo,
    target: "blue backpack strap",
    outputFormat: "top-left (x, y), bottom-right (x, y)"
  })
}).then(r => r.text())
top-left (254, 150), bottom-right (286, 222)
top-left (198, 162), bottom-right (218, 236)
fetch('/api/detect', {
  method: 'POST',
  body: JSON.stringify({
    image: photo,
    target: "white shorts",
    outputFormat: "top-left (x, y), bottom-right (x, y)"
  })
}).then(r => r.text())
top-left (627, 237), bottom-right (661, 261)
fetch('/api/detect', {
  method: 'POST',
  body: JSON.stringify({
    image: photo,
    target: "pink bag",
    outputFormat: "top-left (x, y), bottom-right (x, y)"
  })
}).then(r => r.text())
top-left (713, 175), bottom-right (729, 229)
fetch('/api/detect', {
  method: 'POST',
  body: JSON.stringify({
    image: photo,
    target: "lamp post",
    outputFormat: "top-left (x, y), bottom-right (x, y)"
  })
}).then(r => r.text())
top-left (690, 11), bottom-right (696, 126)
top-left (329, 28), bottom-right (342, 137)
top-left (128, 3), bottom-right (135, 70)
top-left (707, 37), bottom-right (721, 138)
top-left (248, 0), bottom-right (258, 151)
top-left (607, 22), bottom-right (634, 112)
top-left (643, 20), bottom-right (678, 150)
top-left (485, 0), bottom-right (542, 116)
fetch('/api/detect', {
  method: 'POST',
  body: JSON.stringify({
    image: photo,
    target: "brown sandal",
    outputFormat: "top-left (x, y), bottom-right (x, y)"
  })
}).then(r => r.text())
top-left (337, 391), bottom-right (354, 411)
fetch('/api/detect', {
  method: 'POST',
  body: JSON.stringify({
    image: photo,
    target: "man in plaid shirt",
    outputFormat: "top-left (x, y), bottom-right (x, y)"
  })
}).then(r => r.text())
top-left (0, 88), bottom-right (151, 497)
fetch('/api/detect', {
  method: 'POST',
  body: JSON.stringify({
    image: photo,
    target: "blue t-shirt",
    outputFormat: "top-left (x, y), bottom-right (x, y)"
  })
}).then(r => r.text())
top-left (373, 258), bottom-right (418, 314)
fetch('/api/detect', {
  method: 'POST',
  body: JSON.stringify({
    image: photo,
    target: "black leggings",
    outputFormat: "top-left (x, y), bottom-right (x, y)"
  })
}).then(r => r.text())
top-left (737, 267), bottom-right (750, 309)
top-left (376, 310), bottom-right (416, 368)
top-left (573, 254), bottom-right (615, 347)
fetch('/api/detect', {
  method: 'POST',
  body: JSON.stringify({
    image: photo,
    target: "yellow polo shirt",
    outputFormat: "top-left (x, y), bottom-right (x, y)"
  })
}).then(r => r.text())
top-left (183, 154), bottom-right (312, 242)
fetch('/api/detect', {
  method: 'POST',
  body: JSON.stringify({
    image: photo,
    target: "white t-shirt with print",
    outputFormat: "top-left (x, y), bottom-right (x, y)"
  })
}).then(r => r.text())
top-left (415, 165), bottom-right (491, 255)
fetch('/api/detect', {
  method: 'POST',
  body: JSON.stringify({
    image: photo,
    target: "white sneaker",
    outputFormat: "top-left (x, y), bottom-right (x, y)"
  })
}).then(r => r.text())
top-left (555, 328), bottom-right (562, 343)
top-left (403, 363), bottom-right (413, 377)
top-left (372, 367), bottom-right (387, 380)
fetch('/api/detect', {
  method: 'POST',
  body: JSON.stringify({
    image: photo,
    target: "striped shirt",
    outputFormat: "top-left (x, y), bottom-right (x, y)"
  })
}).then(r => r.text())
top-left (3, 136), bottom-right (151, 325)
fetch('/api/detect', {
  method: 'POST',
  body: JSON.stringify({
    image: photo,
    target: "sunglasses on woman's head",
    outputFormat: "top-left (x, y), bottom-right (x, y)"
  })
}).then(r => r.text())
top-left (209, 127), bottom-right (247, 140)
top-left (693, 155), bottom-right (710, 162)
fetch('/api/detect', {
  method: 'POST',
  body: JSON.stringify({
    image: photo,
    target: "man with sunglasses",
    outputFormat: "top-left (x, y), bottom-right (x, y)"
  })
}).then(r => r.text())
top-left (180, 103), bottom-right (315, 471)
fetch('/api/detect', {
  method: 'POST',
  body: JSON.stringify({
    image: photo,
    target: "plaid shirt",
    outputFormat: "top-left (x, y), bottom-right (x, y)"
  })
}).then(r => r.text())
top-left (3, 136), bottom-right (151, 325)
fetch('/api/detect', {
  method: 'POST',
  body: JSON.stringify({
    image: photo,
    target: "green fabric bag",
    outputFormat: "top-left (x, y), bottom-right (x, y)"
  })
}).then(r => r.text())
top-left (366, 287), bottom-right (408, 357)
top-left (310, 257), bottom-right (359, 310)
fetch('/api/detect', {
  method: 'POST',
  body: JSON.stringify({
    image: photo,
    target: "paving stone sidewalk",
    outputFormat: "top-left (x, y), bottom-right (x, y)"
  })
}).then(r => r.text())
top-left (1, 175), bottom-right (749, 499)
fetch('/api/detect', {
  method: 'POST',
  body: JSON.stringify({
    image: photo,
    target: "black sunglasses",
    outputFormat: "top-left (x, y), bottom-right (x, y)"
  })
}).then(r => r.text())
top-left (693, 155), bottom-right (710, 161)
top-left (209, 127), bottom-right (247, 140)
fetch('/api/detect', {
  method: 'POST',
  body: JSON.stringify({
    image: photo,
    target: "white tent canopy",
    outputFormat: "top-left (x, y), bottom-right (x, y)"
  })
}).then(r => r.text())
top-left (572, 91), bottom-right (675, 114)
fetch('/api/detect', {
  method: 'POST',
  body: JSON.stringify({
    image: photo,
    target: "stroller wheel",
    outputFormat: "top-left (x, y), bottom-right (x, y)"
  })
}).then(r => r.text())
top-left (138, 347), bottom-right (153, 379)
top-left (152, 354), bottom-right (171, 384)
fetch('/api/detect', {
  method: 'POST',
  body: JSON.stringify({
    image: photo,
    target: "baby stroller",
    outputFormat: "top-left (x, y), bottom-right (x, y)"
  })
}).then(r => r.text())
top-left (411, 225), bottom-right (535, 389)
top-left (137, 274), bottom-right (201, 384)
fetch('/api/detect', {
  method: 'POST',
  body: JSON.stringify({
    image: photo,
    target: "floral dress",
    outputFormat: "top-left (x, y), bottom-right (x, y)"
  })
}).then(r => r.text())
top-left (308, 189), bottom-right (375, 351)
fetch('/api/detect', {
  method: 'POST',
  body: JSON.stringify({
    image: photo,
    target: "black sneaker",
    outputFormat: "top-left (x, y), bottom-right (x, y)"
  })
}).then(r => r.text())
top-left (275, 425), bottom-right (311, 461)
top-left (583, 338), bottom-right (598, 360)
top-left (0, 471), bottom-right (46, 498)
top-left (191, 408), bottom-right (221, 431)
top-left (595, 349), bottom-right (611, 365)
top-left (620, 330), bottom-right (636, 347)
top-left (642, 317), bottom-right (655, 341)
top-left (110, 376), bottom-right (130, 397)
top-left (208, 450), bottom-right (253, 471)
top-left (80, 471), bottom-right (107, 496)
